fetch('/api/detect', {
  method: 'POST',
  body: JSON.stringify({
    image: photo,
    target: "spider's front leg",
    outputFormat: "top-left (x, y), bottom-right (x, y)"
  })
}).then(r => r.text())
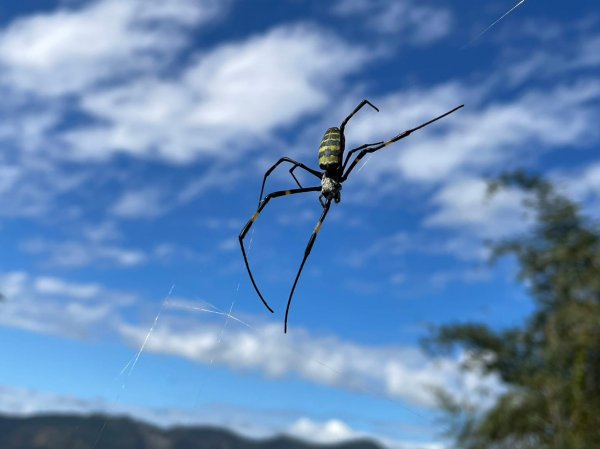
top-left (239, 186), bottom-right (321, 313)
top-left (341, 104), bottom-right (465, 181)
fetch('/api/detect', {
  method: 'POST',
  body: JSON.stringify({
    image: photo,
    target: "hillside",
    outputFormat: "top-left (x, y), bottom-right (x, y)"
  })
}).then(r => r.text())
top-left (0, 414), bottom-right (386, 449)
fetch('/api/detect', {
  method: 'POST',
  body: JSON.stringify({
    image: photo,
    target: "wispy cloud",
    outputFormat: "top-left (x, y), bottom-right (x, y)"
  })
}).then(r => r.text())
top-left (0, 0), bottom-right (234, 219)
top-left (492, 20), bottom-right (600, 86)
top-left (323, 32), bottom-right (600, 267)
top-left (118, 315), bottom-right (502, 409)
top-left (111, 188), bottom-right (168, 219)
top-left (0, 272), bottom-right (133, 339)
top-left (287, 417), bottom-right (360, 444)
top-left (565, 161), bottom-right (600, 200)
top-left (33, 276), bottom-right (102, 299)
top-left (342, 79), bottom-right (600, 185)
top-left (2, 268), bottom-right (499, 410)
top-left (424, 176), bottom-right (531, 238)
top-left (61, 23), bottom-right (370, 163)
top-left (21, 238), bottom-right (148, 268)
top-left (1, 271), bottom-right (493, 410)
top-left (0, 12), bottom-right (375, 222)
top-left (429, 267), bottom-right (493, 290)
top-left (0, 270), bottom-right (493, 449)
top-left (0, 0), bottom-right (225, 96)
top-left (177, 165), bottom-right (245, 203)
top-left (332, 0), bottom-right (453, 44)
top-left (0, 386), bottom-right (283, 436)
top-left (344, 232), bottom-right (411, 268)
top-left (0, 147), bottom-right (88, 218)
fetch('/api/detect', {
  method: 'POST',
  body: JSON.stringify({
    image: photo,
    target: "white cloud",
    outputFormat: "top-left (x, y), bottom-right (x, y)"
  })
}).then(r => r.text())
top-left (429, 267), bottom-right (492, 289)
top-left (276, 210), bottom-right (319, 228)
top-left (332, 0), bottom-right (453, 44)
top-left (288, 417), bottom-right (358, 444)
top-left (289, 418), bottom-right (446, 449)
top-left (344, 232), bottom-right (411, 268)
top-left (177, 165), bottom-right (244, 203)
top-left (21, 238), bottom-right (147, 268)
top-left (34, 276), bottom-right (102, 299)
top-left (0, 0), bottom-right (224, 96)
top-left (564, 161), bottom-right (600, 200)
top-left (498, 23), bottom-right (600, 86)
top-left (82, 221), bottom-right (122, 242)
top-left (19, 220), bottom-right (203, 268)
top-left (0, 387), bottom-right (274, 436)
top-left (389, 273), bottom-right (407, 285)
top-left (2, 3), bottom-right (366, 232)
top-left (117, 315), bottom-right (502, 409)
top-left (111, 188), bottom-right (168, 219)
top-left (0, 271), bottom-right (132, 338)
top-left (546, 160), bottom-right (600, 220)
top-left (183, 24), bottom-right (366, 132)
top-left (218, 238), bottom-right (238, 252)
top-left (0, 0), bottom-right (234, 217)
top-left (197, 217), bottom-right (242, 231)
top-left (62, 24), bottom-right (369, 162)
top-left (0, 100), bottom-right (62, 152)
top-left (0, 387), bottom-right (105, 417)
top-left (327, 37), bottom-right (600, 264)
top-left (0, 147), bottom-right (88, 218)
top-left (425, 235), bottom-right (489, 262)
top-left (6, 273), bottom-right (469, 410)
top-left (418, 176), bottom-right (532, 261)
top-left (0, 1), bottom-right (439, 218)
top-left (425, 176), bottom-right (530, 238)
top-left (342, 80), bottom-right (600, 186)
top-left (0, 276), bottom-right (485, 449)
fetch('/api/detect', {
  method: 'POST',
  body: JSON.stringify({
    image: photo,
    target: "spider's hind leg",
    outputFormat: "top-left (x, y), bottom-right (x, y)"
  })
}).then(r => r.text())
top-left (284, 197), bottom-right (332, 333)
top-left (240, 186), bottom-right (321, 314)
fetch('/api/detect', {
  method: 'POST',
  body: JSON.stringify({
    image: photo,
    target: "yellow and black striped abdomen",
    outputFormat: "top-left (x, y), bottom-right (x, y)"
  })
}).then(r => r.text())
top-left (318, 127), bottom-right (342, 170)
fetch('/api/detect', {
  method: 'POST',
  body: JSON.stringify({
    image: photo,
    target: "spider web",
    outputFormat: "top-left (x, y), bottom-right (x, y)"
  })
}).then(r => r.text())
top-left (89, 215), bottom-right (436, 448)
top-left (87, 4), bottom-right (531, 447)
top-left (464, 0), bottom-right (528, 48)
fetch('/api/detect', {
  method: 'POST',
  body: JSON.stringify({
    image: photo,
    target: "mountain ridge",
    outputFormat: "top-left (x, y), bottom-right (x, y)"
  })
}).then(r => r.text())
top-left (0, 413), bottom-right (387, 449)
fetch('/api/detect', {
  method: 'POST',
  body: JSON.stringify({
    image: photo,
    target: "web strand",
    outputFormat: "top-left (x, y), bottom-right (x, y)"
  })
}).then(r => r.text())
top-left (464, 0), bottom-right (527, 48)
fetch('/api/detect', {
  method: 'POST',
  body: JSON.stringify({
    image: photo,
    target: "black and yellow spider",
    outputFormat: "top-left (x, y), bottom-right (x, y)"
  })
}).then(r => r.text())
top-left (240, 99), bottom-right (463, 332)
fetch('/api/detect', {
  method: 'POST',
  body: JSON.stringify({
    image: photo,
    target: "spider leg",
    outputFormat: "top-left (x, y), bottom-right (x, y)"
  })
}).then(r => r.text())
top-left (318, 194), bottom-right (327, 208)
top-left (341, 142), bottom-right (387, 181)
top-left (284, 197), bottom-right (332, 333)
top-left (341, 141), bottom-right (384, 174)
top-left (340, 99), bottom-right (379, 134)
top-left (289, 163), bottom-right (312, 189)
top-left (341, 104), bottom-right (464, 181)
top-left (258, 157), bottom-right (322, 207)
top-left (240, 186), bottom-right (321, 313)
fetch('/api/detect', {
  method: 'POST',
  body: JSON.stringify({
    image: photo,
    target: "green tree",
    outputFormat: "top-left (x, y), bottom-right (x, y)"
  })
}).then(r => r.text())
top-left (425, 172), bottom-right (600, 449)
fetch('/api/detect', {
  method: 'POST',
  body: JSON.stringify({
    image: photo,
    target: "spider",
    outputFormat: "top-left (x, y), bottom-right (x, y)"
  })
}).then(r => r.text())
top-left (239, 99), bottom-right (464, 332)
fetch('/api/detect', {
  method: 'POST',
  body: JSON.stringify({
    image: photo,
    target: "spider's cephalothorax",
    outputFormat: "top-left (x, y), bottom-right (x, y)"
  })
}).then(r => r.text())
top-left (239, 99), bottom-right (464, 333)
top-left (321, 174), bottom-right (342, 204)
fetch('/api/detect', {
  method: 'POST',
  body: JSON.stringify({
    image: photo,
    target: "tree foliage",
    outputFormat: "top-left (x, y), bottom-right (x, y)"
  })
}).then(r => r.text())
top-left (426, 171), bottom-right (600, 449)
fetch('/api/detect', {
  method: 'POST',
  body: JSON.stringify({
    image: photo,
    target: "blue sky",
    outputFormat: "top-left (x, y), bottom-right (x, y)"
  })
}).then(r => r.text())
top-left (0, 0), bottom-right (599, 448)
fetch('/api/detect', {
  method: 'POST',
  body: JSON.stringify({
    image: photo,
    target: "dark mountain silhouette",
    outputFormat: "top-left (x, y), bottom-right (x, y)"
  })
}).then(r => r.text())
top-left (0, 414), bottom-right (386, 449)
